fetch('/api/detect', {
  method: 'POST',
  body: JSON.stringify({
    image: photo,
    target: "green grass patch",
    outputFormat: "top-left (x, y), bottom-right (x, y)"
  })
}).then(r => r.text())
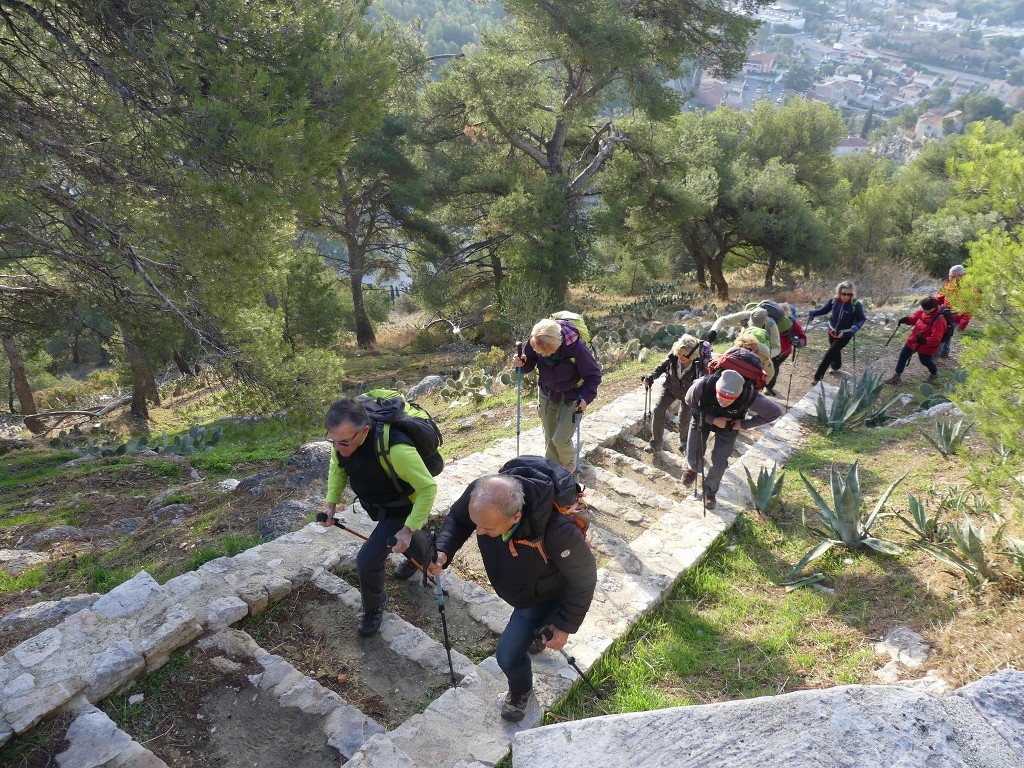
top-left (141, 458), bottom-right (187, 477)
top-left (101, 650), bottom-right (190, 740)
top-left (0, 566), bottom-right (45, 592)
top-left (0, 450), bottom-right (77, 489)
top-left (189, 418), bottom-right (314, 474)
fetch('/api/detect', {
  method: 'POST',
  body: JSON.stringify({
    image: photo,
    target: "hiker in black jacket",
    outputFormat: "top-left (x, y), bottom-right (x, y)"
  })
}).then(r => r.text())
top-left (430, 457), bottom-right (597, 723)
top-left (642, 333), bottom-right (712, 452)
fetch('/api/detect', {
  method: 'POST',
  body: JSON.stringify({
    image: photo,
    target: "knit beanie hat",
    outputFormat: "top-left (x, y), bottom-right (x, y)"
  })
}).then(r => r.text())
top-left (715, 370), bottom-right (745, 401)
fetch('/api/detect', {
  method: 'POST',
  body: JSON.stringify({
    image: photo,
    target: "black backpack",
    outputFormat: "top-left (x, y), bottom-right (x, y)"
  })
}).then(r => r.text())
top-left (357, 389), bottom-right (444, 493)
top-left (498, 455), bottom-right (591, 537)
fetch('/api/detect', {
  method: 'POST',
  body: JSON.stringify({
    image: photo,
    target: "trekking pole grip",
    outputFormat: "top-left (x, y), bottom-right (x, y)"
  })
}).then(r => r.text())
top-left (516, 341), bottom-right (523, 359)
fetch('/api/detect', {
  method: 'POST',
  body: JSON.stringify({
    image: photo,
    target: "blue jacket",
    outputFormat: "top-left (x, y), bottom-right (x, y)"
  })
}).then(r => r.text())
top-left (808, 298), bottom-right (865, 338)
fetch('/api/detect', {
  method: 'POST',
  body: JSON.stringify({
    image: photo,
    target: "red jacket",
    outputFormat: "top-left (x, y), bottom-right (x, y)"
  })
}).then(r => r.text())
top-left (937, 279), bottom-right (972, 331)
top-left (779, 320), bottom-right (807, 357)
top-left (905, 308), bottom-right (947, 355)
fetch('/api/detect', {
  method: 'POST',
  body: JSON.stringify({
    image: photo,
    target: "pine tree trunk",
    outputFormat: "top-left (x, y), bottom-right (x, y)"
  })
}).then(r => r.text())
top-left (707, 257), bottom-right (730, 301)
top-left (346, 241), bottom-right (376, 349)
top-left (764, 254), bottom-right (777, 290)
top-left (2, 333), bottom-right (44, 433)
top-left (120, 325), bottom-right (160, 419)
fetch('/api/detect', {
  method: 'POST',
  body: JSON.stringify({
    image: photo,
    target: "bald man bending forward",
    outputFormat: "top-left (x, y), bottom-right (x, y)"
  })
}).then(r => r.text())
top-left (430, 458), bottom-right (596, 722)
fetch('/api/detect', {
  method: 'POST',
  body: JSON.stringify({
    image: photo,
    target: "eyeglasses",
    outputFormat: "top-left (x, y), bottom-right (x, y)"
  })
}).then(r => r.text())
top-left (840, 292), bottom-right (853, 297)
top-left (326, 426), bottom-right (366, 448)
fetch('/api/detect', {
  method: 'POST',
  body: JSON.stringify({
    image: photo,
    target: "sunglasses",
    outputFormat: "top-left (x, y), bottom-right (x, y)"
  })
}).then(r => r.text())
top-left (840, 292), bottom-right (853, 297)
top-left (326, 426), bottom-right (366, 448)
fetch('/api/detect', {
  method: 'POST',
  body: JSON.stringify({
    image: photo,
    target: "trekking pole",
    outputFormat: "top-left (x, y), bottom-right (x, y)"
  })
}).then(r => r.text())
top-left (515, 341), bottom-right (523, 457)
top-left (574, 400), bottom-right (583, 475)
top-left (537, 627), bottom-right (603, 699)
top-left (785, 347), bottom-right (798, 409)
top-left (316, 511), bottom-right (369, 541)
top-left (644, 385), bottom-right (652, 427)
top-left (852, 332), bottom-right (857, 381)
top-left (426, 532), bottom-right (458, 688)
top-left (884, 324), bottom-right (901, 346)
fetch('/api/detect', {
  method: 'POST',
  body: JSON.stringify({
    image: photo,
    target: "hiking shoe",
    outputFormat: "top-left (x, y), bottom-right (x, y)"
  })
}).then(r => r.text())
top-left (925, 372), bottom-right (939, 383)
top-left (885, 374), bottom-right (902, 386)
top-left (501, 689), bottom-right (533, 722)
top-left (704, 494), bottom-right (717, 510)
top-left (529, 636), bottom-right (546, 654)
top-left (682, 469), bottom-right (697, 486)
top-left (939, 349), bottom-right (949, 358)
top-left (645, 440), bottom-right (662, 453)
top-left (357, 592), bottom-right (388, 637)
top-left (393, 559), bottom-right (418, 581)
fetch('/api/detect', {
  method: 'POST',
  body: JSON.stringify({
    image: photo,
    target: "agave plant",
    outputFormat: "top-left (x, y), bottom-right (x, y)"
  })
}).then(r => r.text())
top-left (1004, 537), bottom-right (1024, 579)
top-left (815, 368), bottom-right (902, 433)
top-left (895, 493), bottom-right (944, 543)
top-left (744, 463), bottom-right (785, 515)
top-left (790, 461), bottom-right (906, 579)
top-left (917, 515), bottom-right (1000, 591)
top-left (923, 418), bottom-right (972, 457)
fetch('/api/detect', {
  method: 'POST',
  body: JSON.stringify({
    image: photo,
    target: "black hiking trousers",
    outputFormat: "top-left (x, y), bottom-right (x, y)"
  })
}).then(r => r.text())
top-left (813, 334), bottom-right (852, 381)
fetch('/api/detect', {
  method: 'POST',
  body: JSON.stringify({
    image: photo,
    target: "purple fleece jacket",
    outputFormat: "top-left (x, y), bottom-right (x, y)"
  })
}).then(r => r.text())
top-left (520, 321), bottom-right (602, 404)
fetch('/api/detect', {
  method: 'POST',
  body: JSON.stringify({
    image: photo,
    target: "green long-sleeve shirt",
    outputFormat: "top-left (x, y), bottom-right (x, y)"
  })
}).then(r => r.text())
top-left (325, 443), bottom-right (437, 530)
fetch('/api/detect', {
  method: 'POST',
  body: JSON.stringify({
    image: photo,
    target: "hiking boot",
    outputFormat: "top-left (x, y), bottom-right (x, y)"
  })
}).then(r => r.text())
top-left (939, 349), bottom-right (949, 358)
top-left (357, 592), bottom-right (388, 637)
top-left (393, 559), bottom-right (418, 581)
top-left (529, 636), bottom-right (546, 654)
top-left (828, 368), bottom-right (842, 376)
top-left (682, 469), bottom-right (697, 486)
top-left (885, 374), bottom-right (902, 386)
top-left (925, 372), bottom-right (939, 383)
top-left (645, 440), bottom-right (662, 454)
top-left (704, 494), bottom-right (717, 510)
top-left (501, 689), bottom-right (533, 722)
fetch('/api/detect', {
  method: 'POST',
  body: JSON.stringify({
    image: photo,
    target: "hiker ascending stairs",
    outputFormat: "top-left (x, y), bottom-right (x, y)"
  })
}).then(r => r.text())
top-left (642, 333), bottom-right (712, 453)
top-left (885, 296), bottom-right (947, 386)
top-left (513, 316), bottom-right (602, 472)
top-left (682, 369), bottom-right (783, 510)
top-left (430, 456), bottom-right (597, 723)
top-left (320, 397), bottom-right (437, 637)
top-left (806, 280), bottom-right (866, 385)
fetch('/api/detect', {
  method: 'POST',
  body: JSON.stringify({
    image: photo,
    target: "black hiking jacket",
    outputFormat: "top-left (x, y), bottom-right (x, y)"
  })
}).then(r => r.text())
top-left (436, 473), bottom-right (597, 633)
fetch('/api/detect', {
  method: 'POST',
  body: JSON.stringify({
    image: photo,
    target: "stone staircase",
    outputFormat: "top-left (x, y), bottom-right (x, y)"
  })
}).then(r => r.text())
top-left (0, 383), bottom-right (904, 767)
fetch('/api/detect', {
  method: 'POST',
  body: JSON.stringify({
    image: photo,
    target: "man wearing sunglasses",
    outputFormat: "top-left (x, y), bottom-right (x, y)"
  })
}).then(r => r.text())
top-left (321, 398), bottom-right (436, 637)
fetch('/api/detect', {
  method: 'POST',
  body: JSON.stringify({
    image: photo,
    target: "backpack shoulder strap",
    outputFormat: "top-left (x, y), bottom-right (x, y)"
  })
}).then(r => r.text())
top-left (374, 422), bottom-right (404, 494)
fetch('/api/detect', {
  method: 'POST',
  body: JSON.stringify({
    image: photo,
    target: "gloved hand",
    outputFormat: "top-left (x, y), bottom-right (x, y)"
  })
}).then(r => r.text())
top-left (642, 375), bottom-right (653, 389)
top-left (795, 338), bottom-right (806, 348)
top-left (915, 334), bottom-right (927, 345)
top-left (897, 316), bottom-right (910, 326)
top-left (705, 329), bottom-right (718, 344)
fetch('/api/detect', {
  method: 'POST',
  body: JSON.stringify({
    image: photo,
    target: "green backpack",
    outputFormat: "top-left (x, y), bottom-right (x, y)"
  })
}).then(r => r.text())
top-left (550, 310), bottom-right (592, 347)
top-left (356, 389), bottom-right (444, 493)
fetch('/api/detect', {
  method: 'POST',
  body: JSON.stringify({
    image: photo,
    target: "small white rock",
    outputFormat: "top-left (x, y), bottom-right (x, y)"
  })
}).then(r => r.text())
top-left (128, 693), bottom-right (144, 705)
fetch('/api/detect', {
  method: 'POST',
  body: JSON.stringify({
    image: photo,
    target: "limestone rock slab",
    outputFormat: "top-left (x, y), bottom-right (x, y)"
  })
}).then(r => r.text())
top-left (948, 668), bottom-right (1024, 759)
top-left (512, 684), bottom-right (1017, 768)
